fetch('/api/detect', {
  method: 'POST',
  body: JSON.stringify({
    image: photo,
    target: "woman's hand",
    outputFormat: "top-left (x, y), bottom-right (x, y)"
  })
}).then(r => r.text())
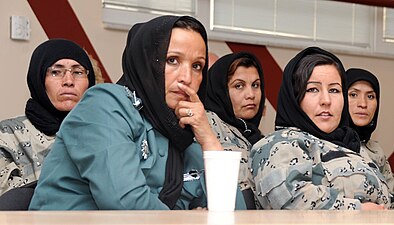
top-left (361, 202), bottom-right (386, 210)
top-left (175, 83), bottom-right (223, 151)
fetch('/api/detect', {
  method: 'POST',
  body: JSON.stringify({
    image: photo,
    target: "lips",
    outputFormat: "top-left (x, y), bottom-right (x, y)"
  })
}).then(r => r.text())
top-left (354, 112), bottom-right (368, 116)
top-left (317, 111), bottom-right (332, 118)
top-left (172, 90), bottom-right (189, 100)
top-left (58, 92), bottom-right (78, 100)
top-left (243, 104), bottom-right (256, 109)
top-left (60, 92), bottom-right (77, 97)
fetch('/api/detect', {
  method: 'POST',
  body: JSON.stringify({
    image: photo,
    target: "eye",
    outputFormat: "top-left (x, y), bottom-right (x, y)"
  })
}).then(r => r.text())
top-left (234, 83), bottom-right (244, 90)
top-left (192, 63), bottom-right (203, 71)
top-left (50, 68), bottom-right (63, 77)
top-left (329, 88), bottom-right (341, 93)
top-left (348, 92), bottom-right (357, 98)
top-left (367, 94), bottom-right (375, 100)
top-left (166, 57), bottom-right (178, 65)
top-left (306, 87), bottom-right (319, 93)
top-left (73, 71), bottom-right (83, 75)
top-left (252, 82), bottom-right (260, 89)
top-left (72, 68), bottom-right (84, 75)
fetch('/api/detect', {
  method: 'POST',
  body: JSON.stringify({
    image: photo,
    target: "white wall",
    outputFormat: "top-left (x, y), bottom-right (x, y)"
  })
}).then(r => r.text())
top-left (0, 0), bottom-right (46, 119)
top-left (1, 0), bottom-right (393, 157)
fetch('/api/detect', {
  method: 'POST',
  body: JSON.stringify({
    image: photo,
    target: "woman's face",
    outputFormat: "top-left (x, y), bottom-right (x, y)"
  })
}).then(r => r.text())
top-left (45, 59), bottom-right (90, 111)
top-left (300, 65), bottom-right (344, 133)
top-left (165, 28), bottom-right (206, 109)
top-left (348, 80), bottom-right (377, 127)
top-left (228, 66), bottom-right (262, 119)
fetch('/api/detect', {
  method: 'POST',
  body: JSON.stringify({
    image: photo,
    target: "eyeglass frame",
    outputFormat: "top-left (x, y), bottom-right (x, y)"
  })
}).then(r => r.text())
top-left (46, 66), bottom-right (89, 79)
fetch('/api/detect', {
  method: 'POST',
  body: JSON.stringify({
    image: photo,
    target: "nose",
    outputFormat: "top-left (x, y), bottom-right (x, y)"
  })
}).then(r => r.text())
top-left (177, 64), bottom-right (192, 85)
top-left (245, 86), bottom-right (255, 100)
top-left (320, 90), bottom-right (331, 106)
top-left (357, 95), bottom-right (367, 108)
top-left (62, 71), bottom-right (75, 87)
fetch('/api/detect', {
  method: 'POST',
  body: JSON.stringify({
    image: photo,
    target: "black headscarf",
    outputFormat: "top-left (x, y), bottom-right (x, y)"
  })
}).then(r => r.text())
top-left (346, 68), bottom-right (380, 142)
top-left (205, 52), bottom-right (265, 145)
top-left (25, 39), bottom-right (96, 136)
top-left (275, 47), bottom-right (360, 152)
top-left (116, 15), bottom-right (208, 209)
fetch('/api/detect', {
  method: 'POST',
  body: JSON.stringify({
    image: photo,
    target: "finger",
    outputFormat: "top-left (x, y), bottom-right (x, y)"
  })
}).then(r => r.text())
top-left (185, 108), bottom-right (194, 117)
top-left (177, 83), bottom-right (200, 103)
top-left (178, 120), bottom-right (185, 129)
top-left (175, 107), bottom-right (191, 118)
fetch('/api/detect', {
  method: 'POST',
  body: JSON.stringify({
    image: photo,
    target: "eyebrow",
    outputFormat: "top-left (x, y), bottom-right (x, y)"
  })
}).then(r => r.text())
top-left (229, 78), bottom-right (260, 85)
top-left (52, 63), bottom-right (82, 68)
top-left (167, 51), bottom-right (206, 62)
top-left (348, 87), bottom-right (375, 93)
top-left (307, 81), bottom-right (342, 86)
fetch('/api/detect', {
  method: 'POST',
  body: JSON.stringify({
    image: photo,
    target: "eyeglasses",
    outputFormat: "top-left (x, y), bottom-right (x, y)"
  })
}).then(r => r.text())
top-left (46, 66), bottom-right (89, 79)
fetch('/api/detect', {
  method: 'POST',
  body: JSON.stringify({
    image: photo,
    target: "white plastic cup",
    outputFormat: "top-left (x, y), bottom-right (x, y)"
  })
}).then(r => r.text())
top-left (203, 150), bottom-right (241, 212)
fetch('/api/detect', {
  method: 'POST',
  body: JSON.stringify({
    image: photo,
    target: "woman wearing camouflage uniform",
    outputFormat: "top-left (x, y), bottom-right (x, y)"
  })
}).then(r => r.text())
top-left (250, 47), bottom-right (391, 210)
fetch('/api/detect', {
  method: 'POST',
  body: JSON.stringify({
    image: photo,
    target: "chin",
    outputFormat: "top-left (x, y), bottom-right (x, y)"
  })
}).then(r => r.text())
top-left (354, 120), bottom-right (369, 127)
top-left (241, 113), bottom-right (257, 120)
top-left (165, 96), bottom-right (179, 110)
top-left (321, 127), bottom-right (336, 134)
top-left (241, 116), bottom-right (254, 120)
top-left (315, 123), bottom-right (334, 133)
top-left (55, 103), bottom-right (77, 112)
top-left (166, 103), bottom-right (176, 110)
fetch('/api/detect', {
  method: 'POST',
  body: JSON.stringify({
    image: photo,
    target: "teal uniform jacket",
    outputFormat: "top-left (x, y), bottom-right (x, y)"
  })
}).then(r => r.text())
top-left (29, 84), bottom-right (246, 210)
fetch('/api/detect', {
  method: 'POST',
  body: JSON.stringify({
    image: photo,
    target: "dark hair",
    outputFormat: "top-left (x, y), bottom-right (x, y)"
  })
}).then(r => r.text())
top-left (174, 16), bottom-right (206, 41)
top-left (293, 53), bottom-right (344, 103)
top-left (227, 57), bottom-right (259, 80)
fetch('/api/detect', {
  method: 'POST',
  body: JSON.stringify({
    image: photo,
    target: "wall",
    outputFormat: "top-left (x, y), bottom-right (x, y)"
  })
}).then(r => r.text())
top-left (1, 0), bottom-right (394, 159)
top-left (0, 0), bottom-right (46, 118)
top-left (0, 0), bottom-right (125, 119)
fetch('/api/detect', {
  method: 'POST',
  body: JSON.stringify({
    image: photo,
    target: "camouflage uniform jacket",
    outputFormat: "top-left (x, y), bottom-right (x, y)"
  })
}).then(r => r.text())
top-left (0, 115), bottom-right (54, 195)
top-left (206, 111), bottom-right (254, 191)
top-left (250, 127), bottom-right (391, 210)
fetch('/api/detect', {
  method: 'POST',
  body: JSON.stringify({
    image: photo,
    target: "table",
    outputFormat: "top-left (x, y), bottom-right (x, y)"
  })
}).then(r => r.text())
top-left (2, 210), bottom-right (394, 225)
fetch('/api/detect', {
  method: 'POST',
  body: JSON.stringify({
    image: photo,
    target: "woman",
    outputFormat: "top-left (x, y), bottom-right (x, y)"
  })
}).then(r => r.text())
top-left (346, 68), bottom-right (394, 195)
top-left (29, 15), bottom-right (224, 210)
top-left (250, 47), bottom-right (391, 210)
top-left (0, 39), bottom-right (96, 196)
top-left (204, 52), bottom-right (265, 209)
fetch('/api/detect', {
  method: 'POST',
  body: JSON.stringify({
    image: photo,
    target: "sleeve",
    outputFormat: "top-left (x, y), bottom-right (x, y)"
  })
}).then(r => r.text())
top-left (364, 141), bottom-right (394, 194)
top-left (381, 160), bottom-right (394, 194)
top-left (206, 111), bottom-right (247, 152)
top-left (60, 84), bottom-right (169, 210)
top-left (0, 147), bottom-right (23, 195)
top-left (251, 135), bottom-right (362, 210)
top-left (379, 159), bottom-right (394, 208)
top-left (0, 118), bottom-right (29, 195)
top-left (206, 111), bottom-right (253, 192)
